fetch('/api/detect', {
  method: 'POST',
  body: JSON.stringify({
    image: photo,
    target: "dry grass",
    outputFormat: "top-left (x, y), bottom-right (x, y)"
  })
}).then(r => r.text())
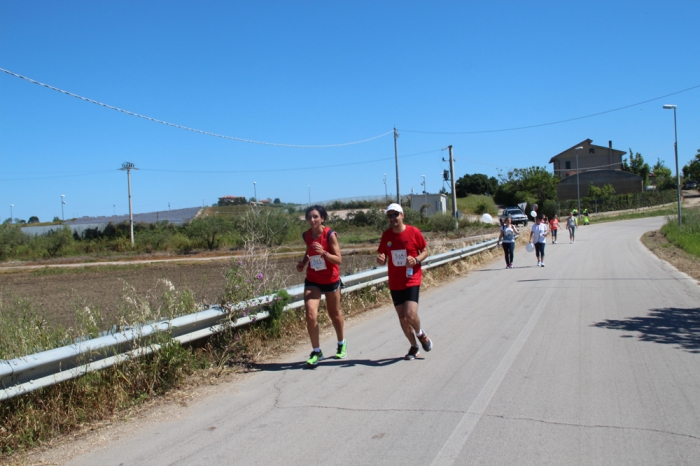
top-left (1, 239), bottom-right (505, 462)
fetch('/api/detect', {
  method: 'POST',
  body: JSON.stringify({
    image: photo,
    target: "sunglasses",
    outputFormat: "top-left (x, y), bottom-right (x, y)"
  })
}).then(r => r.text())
top-left (387, 212), bottom-right (400, 219)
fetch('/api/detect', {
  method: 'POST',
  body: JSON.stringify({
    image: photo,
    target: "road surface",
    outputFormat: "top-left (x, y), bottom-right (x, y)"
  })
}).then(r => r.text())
top-left (63, 217), bottom-right (700, 465)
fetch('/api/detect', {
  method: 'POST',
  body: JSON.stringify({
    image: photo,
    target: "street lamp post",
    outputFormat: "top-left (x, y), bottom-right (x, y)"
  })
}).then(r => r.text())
top-left (421, 175), bottom-right (427, 214)
top-left (10, 204), bottom-right (13, 223)
top-left (253, 181), bottom-right (257, 202)
top-left (308, 185), bottom-right (311, 206)
top-left (61, 195), bottom-right (65, 222)
top-left (663, 104), bottom-right (682, 226)
top-left (575, 146), bottom-right (583, 216)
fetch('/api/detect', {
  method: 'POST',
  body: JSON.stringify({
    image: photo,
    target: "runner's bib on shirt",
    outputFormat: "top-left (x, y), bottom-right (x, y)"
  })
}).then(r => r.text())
top-left (309, 255), bottom-right (327, 271)
top-left (391, 249), bottom-right (407, 266)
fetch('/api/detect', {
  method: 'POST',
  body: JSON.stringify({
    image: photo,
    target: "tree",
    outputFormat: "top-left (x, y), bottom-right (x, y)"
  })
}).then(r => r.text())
top-left (186, 216), bottom-right (236, 250)
top-left (587, 183), bottom-right (615, 200)
top-left (273, 198), bottom-right (281, 204)
top-left (682, 149), bottom-right (700, 181)
top-left (652, 159), bottom-right (675, 190)
top-left (494, 166), bottom-right (558, 207)
top-left (28, 216), bottom-right (40, 223)
top-left (622, 149), bottom-right (650, 185)
top-left (40, 227), bottom-right (74, 258)
top-left (52, 216), bottom-right (60, 222)
top-left (456, 173), bottom-right (499, 198)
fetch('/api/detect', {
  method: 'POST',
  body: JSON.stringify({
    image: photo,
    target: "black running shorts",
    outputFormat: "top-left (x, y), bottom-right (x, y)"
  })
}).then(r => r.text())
top-left (304, 279), bottom-right (341, 293)
top-left (390, 286), bottom-right (420, 306)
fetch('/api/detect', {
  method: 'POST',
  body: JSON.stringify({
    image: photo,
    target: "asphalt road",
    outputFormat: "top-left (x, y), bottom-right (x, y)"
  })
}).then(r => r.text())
top-left (65, 217), bottom-right (700, 465)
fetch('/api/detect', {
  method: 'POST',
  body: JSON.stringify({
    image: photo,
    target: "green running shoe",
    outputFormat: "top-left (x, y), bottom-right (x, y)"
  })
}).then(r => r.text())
top-left (335, 341), bottom-right (347, 359)
top-left (306, 350), bottom-right (323, 366)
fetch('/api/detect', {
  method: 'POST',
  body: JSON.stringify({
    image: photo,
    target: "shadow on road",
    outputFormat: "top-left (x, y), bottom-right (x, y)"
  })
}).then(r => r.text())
top-left (251, 357), bottom-right (405, 372)
top-left (592, 307), bottom-right (700, 353)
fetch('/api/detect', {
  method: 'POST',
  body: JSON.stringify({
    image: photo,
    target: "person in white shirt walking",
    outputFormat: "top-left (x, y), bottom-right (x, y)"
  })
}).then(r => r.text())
top-left (529, 215), bottom-right (548, 267)
top-left (566, 212), bottom-right (578, 243)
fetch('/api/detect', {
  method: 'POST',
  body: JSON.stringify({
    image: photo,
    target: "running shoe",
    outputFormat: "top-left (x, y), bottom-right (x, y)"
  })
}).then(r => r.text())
top-left (405, 346), bottom-right (420, 360)
top-left (306, 350), bottom-right (323, 366)
top-left (541, 262), bottom-right (545, 267)
top-left (417, 332), bottom-right (433, 352)
top-left (335, 341), bottom-right (347, 359)
top-left (537, 261), bottom-right (541, 267)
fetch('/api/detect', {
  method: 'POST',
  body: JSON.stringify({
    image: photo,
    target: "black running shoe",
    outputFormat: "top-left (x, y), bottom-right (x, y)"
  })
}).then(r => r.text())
top-left (417, 332), bottom-right (433, 352)
top-left (405, 346), bottom-right (420, 360)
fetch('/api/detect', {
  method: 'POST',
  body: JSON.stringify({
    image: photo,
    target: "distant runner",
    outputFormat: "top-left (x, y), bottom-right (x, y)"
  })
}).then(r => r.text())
top-left (529, 214), bottom-right (548, 267)
top-left (377, 203), bottom-right (433, 360)
top-left (297, 205), bottom-right (346, 366)
top-left (497, 215), bottom-right (518, 268)
top-left (566, 211), bottom-right (578, 243)
top-left (549, 214), bottom-right (559, 244)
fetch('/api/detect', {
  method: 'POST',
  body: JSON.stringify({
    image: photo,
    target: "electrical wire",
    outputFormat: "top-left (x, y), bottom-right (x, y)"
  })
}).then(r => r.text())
top-left (140, 149), bottom-right (442, 174)
top-left (0, 169), bottom-right (116, 182)
top-left (399, 84), bottom-right (700, 134)
top-left (0, 67), bottom-right (393, 148)
top-left (0, 150), bottom-right (442, 180)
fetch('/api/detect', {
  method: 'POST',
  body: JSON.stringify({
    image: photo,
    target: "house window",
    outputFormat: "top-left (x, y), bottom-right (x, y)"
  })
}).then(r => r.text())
top-left (589, 148), bottom-right (595, 154)
top-left (565, 161), bottom-right (571, 169)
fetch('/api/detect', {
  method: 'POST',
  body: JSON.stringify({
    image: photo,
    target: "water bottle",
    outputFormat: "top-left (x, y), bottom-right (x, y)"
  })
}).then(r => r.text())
top-left (406, 266), bottom-right (414, 278)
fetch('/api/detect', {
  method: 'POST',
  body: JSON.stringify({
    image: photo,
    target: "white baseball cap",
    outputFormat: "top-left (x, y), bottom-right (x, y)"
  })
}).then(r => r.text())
top-left (385, 203), bottom-right (403, 214)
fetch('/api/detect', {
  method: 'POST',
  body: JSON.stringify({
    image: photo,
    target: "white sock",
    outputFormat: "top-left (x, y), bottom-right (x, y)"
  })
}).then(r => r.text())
top-left (338, 340), bottom-right (345, 346)
top-left (313, 347), bottom-right (321, 353)
top-left (416, 329), bottom-right (425, 338)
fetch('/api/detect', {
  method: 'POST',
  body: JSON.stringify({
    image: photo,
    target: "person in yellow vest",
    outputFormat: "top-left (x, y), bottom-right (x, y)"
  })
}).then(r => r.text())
top-left (583, 208), bottom-right (589, 225)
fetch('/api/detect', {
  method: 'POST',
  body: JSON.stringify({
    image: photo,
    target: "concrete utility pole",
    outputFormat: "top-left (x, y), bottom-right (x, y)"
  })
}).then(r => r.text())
top-left (448, 146), bottom-right (457, 218)
top-left (446, 145), bottom-right (458, 229)
top-left (61, 194), bottom-right (65, 221)
top-left (663, 104), bottom-right (682, 226)
top-left (119, 162), bottom-right (138, 246)
top-left (393, 127), bottom-right (401, 204)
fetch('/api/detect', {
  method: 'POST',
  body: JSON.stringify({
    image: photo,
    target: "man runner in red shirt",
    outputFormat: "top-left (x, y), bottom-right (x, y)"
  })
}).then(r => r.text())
top-left (377, 203), bottom-right (433, 360)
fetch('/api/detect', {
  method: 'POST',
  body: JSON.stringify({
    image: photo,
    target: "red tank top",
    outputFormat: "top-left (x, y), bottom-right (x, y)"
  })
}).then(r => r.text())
top-left (303, 227), bottom-right (340, 284)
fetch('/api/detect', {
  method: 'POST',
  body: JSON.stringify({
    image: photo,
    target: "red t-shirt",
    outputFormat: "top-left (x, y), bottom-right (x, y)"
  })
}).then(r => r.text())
top-left (303, 227), bottom-right (340, 284)
top-left (377, 225), bottom-right (427, 290)
top-left (549, 219), bottom-right (559, 231)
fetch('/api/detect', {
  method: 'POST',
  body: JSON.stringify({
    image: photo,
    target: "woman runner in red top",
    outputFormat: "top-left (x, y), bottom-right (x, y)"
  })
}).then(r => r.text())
top-left (296, 205), bottom-right (346, 366)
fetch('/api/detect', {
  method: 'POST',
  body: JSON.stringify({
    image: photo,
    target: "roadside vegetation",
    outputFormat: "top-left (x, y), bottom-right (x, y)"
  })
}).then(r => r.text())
top-left (660, 207), bottom-right (700, 258)
top-left (0, 204), bottom-right (499, 263)
top-left (0, 235), bottom-right (506, 458)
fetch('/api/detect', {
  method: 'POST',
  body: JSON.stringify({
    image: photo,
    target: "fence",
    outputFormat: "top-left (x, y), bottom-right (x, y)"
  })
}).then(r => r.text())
top-left (0, 237), bottom-right (501, 401)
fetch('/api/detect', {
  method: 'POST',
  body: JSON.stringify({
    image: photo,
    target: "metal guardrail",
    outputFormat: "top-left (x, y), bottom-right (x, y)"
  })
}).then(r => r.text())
top-left (0, 237), bottom-right (501, 400)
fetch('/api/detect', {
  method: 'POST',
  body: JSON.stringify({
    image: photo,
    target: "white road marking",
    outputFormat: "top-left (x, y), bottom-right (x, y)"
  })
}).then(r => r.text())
top-left (431, 287), bottom-right (555, 465)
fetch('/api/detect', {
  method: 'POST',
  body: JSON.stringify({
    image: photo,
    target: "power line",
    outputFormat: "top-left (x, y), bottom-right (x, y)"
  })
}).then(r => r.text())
top-left (0, 169), bottom-right (115, 182)
top-left (0, 67), bottom-right (393, 148)
top-left (140, 149), bottom-right (443, 174)
top-left (399, 84), bottom-right (700, 135)
top-left (0, 150), bottom-right (443, 180)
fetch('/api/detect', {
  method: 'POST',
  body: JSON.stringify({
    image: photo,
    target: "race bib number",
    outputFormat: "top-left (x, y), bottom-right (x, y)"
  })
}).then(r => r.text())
top-left (309, 255), bottom-right (327, 271)
top-left (391, 249), bottom-right (407, 267)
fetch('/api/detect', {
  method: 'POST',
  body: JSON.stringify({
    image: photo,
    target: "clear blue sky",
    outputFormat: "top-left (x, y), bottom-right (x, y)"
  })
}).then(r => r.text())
top-left (2, 1), bottom-right (699, 222)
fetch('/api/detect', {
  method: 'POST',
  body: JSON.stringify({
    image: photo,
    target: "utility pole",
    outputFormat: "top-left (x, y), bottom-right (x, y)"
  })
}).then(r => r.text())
top-left (443, 145), bottom-right (458, 229)
top-left (393, 127), bottom-right (401, 204)
top-left (119, 162), bottom-right (138, 246)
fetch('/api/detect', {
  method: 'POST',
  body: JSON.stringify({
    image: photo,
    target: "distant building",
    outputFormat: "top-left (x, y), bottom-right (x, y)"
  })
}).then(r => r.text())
top-left (218, 195), bottom-right (247, 206)
top-left (550, 139), bottom-right (643, 200)
top-left (409, 193), bottom-right (447, 217)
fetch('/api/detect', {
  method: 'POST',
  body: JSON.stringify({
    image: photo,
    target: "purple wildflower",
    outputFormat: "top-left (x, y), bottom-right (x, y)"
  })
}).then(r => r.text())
top-left (257, 273), bottom-right (264, 280)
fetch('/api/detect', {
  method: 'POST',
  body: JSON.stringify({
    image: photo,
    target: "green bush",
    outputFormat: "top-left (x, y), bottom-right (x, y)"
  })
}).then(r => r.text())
top-left (428, 213), bottom-right (457, 235)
